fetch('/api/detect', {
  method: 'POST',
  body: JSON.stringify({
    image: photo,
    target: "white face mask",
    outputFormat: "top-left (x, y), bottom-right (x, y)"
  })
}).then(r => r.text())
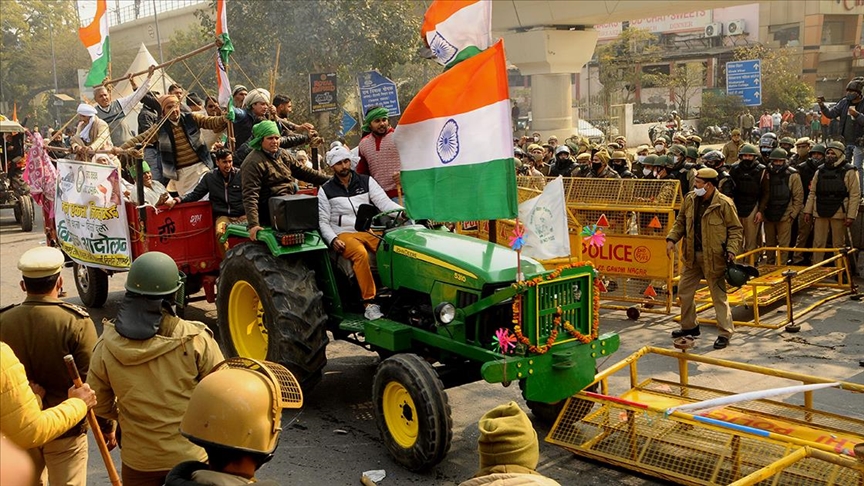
top-left (671, 155), bottom-right (679, 164)
top-left (643, 168), bottom-right (653, 176)
top-left (655, 144), bottom-right (664, 152)
top-left (694, 187), bottom-right (707, 197)
top-left (637, 155), bottom-right (646, 163)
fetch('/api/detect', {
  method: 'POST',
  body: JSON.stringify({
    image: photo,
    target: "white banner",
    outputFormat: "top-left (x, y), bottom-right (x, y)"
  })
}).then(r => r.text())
top-left (55, 159), bottom-right (132, 270)
top-left (519, 176), bottom-right (571, 260)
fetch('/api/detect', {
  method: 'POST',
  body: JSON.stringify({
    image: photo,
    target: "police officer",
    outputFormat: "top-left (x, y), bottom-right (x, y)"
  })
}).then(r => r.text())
top-left (685, 147), bottom-right (701, 169)
top-left (758, 132), bottom-right (779, 164)
top-left (549, 145), bottom-right (577, 177)
top-left (729, 144), bottom-right (768, 253)
top-left (165, 358), bottom-right (302, 486)
top-left (666, 168), bottom-right (743, 349)
top-left (722, 129), bottom-right (744, 164)
top-left (637, 153), bottom-right (658, 179)
top-left (779, 136), bottom-right (796, 156)
top-left (758, 148), bottom-right (803, 265)
top-left (610, 150), bottom-right (634, 178)
top-left (668, 144), bottom-right (696, 192)
top-left (803, 141), bottom-right (862, 264)
top-left (0, 247), bottom-right (104, 486)
top-left (88, 252), bottom-right (224, 486)
top-left (653, 136), bottom-right (669, 156)
top-left (792, 143), bottom-right (825, 264)
top-left (790, 137), bottom-right (812, 166)
top-left (701, 150), bottom-right (734, 198)
top-left (582, 149), bottom-right (621, 179)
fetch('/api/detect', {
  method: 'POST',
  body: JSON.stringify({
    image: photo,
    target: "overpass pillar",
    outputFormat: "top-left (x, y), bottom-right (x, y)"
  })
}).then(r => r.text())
top-left (502, 28), bottom-right (599, 136)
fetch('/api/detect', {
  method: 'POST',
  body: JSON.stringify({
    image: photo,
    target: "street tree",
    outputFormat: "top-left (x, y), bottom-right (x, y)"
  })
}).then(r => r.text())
top-left (181, 0), bottom-right (429, 141)
top-left (0, 0), bottom-right (90, 125)
top-left (732, 45), bottom-right (814, 111)
top-left (595, 28), bottom-right (662, 114)
top-left (643, 62), bottom-right (705, 118)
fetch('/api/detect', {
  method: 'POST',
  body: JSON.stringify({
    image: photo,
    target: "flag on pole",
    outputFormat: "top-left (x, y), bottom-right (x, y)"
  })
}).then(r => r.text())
top-left (12, 102), bottom-right (17, 122)
top-left (421, 0), bottom-right (492, 69)
top-left (79, 0), bottom-right (110, 87)
top-left (215, 0), bottom-right (235, 121)
top-left (394, 40), bottom-right (517, 221)
top-left (518, 177), bottom-right (571, 260)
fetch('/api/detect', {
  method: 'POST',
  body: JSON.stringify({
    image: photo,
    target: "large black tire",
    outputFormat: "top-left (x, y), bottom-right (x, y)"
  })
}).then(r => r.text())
top-left (372, 354), bottom-right (452, 472)
top-left (73, 262), bottom-right (109, 308)
top-left (13, 203), bottom-right (21, 223)
top-left (216, 243), bottom-right (328, 391)
top-left (19, 195), bottom-right (34, 232)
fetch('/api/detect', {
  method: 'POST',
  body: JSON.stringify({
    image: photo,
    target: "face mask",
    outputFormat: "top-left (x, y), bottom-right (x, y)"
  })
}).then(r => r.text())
top-left (741, 157), bottom-right (754, 167)
top-left (671, 155), bottom-right (679, 164)
top-left (653, 170), bottom-right (660, 177)
top-left (694, 187), bottom-right (707, 197)
top-left (643, 168), bottom-right (653, 176)
top-left (847, 93), bottom-right (858, 102)
top-left (655, 145), bottom-right (664, 152)
top-left (637, 155), bottom-right (646, 163)
top-left (772, 164), bottom-right (785, 173)
top-left (533, 136), bottom-right (540, 142)
top-left (826, 155), bottom-right (838, 165)
top-left (591, 162), bottom-right (603, 172)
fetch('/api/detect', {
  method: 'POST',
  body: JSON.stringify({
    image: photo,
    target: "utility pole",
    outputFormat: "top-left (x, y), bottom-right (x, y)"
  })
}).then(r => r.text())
top-left (50, 15), bottom-right (60, 127)
top-left (152, 0), bottom-right (166, 92)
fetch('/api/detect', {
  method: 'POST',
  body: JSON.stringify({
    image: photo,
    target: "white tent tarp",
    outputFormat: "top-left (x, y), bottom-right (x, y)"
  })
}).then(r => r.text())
top-left (107, 43), bottom-right (178, 136)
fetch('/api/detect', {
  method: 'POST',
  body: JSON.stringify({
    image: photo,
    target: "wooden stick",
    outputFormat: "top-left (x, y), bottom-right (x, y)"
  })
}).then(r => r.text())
top-left (98, 41), bottom-right (218, 88)
top-left (64, 355), bottom-right (121, 486)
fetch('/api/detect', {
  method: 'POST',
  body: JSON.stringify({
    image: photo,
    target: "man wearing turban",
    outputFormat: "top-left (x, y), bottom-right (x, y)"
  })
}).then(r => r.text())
top-left (70, 103), bottom-right (120, 167)
top-left (118, 94), bottom-right (229, 196)
top-left (356, 106), bottom-right (403, 201)
top-left (240, 121), bottom-right (329, 241)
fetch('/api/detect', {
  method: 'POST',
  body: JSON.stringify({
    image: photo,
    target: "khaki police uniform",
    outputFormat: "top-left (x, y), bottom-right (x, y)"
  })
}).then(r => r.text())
top-left (0, 247), bottom-right (98, 486)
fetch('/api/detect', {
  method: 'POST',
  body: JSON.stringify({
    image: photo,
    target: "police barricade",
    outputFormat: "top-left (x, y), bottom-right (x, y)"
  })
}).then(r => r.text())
top-left (679, 246), bottom-right (858, 329)
top-left (460, 177), bottom-right (683, 317)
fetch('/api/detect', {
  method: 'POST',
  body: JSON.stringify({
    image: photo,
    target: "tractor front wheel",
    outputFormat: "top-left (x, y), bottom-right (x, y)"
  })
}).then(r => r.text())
top-left (521, 371), bottom-right (598, 425)
top-left (373, 354), bottom-right (452, 472)
top-left (216, 243), bottom-right (328, 391)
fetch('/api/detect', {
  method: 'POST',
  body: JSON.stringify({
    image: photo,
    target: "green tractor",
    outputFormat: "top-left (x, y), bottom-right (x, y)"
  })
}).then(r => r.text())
top-left (217, 203), bottom-right (619, 472)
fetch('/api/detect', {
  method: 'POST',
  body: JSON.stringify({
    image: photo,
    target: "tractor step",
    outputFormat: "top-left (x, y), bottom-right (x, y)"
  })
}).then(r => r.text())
top-left (339, 315), bottom-right (367, 333)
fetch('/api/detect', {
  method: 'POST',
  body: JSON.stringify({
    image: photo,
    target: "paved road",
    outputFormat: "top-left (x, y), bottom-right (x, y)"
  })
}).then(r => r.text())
top-left (1, 207), bottom-right (861, 486)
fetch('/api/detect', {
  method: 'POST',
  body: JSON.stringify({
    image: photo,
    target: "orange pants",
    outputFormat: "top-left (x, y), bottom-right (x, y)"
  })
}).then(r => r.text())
top-left (336, 232), bottom-right (381, 301)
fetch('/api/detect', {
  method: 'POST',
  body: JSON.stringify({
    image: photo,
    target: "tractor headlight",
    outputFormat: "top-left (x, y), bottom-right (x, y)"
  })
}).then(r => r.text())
top-left (434, 302), bottom-right (456, 325)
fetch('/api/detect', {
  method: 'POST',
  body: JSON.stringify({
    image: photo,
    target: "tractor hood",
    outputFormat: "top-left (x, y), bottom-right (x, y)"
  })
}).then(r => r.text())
top-left (380, 227), bottom-right (545, 288)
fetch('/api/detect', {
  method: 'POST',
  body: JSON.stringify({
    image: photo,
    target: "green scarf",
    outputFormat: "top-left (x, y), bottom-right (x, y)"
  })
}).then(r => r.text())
top-left (362, 107), bottom-right (389, 132)
top-left (249, 120), bottom-right (280, 150)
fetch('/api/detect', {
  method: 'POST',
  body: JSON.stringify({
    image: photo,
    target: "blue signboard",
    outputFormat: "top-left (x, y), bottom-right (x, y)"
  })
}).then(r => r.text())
top-left (726, 59), bottom-right (762, 107)
top-left (340, 109), bottom-right (357, 137)
top-left (358, 71), bottom-right (401, 117)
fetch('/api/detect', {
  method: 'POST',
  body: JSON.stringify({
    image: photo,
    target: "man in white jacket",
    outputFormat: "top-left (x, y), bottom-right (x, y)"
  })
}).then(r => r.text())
top-left (318, 145), bottom-right (402, 320)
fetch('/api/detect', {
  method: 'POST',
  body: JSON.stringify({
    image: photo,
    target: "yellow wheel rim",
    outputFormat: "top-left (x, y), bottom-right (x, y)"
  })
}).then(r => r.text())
top-left (382, 381), bottom-right (418, 448)
top-left (228, 280), bottom-right (268, 359)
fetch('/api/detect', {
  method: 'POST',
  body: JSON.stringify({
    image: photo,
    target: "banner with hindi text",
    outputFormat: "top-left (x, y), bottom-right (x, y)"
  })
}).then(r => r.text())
top-left (55, 159), bottom-right (132, 271)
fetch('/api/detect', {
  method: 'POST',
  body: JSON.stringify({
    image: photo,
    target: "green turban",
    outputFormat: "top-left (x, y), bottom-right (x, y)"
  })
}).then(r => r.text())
top-left (128, 161), bottom-right (151, 178)
top-left (362, 107), bottom-right (389, 132)
top-left (248, 120), bottom-right (280, 150)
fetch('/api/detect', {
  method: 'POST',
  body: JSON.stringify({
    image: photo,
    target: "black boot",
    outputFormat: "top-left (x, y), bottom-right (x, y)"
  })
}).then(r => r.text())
top-left (671, 326), bottom-right (701, 338)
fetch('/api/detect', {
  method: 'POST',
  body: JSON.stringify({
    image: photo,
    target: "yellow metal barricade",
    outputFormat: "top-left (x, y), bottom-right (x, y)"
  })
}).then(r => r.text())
top-left (680, 247), bottom-right (858, 329)
top-left (547, 347), bottom-right (864, 486)
top-left (463, 177), bottom-right (684, 316)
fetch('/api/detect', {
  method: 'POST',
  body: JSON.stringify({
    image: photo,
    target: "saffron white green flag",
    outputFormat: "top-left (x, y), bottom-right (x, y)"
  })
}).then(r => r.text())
top-left (79, 0), bottom-right (110, 87)
top-left (215, 0), bottom-right (235, 121)
top-left (518, 176), bottom-right (571, 260)
top-left (395, 40), bottom-right (517, 222)
top-left (421, 0), bottom-right (492, 68)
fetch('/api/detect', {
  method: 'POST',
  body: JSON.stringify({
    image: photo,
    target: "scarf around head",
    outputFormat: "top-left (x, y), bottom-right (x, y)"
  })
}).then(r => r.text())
top-left (77, 103), bottom-right (98, 143)
top-left (248, 121), bottom-right (280, 150)
top-left (362, 107), bottom-right (389, 132)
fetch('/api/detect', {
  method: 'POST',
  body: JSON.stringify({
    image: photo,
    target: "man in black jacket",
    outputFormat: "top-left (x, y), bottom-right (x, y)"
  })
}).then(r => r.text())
top-left (167, 149), bottom-right (244, 256)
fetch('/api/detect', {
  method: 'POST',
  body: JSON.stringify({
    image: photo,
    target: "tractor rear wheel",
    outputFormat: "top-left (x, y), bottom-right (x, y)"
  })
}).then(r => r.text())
top-left (373, 354), bottom-right (452, 471)
top-left (19, 195), bottom-right (34, 232)
top-left (73, 262), bottom-right (109, 308)
top-left (217, 243), bottom-right (328, 391)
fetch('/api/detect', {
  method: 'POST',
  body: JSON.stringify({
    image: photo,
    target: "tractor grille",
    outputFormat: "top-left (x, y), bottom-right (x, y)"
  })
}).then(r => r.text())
top-left (532, 274), bottom-right (591, 344)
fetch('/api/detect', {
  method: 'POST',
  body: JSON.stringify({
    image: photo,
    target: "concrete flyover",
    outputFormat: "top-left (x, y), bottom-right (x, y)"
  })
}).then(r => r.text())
top-left (492, 0), bottom-right (755, 137)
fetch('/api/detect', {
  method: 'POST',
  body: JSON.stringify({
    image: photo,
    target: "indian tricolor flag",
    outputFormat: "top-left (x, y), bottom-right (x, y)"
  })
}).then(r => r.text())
top-left (79, 0), bottom-right (110, 87)
top-left (421, 0), bottom-right (492, 68)
top-left (395, 40), bottom-right (517, 222)
top-left (215, 0), bottom-right (235, 120)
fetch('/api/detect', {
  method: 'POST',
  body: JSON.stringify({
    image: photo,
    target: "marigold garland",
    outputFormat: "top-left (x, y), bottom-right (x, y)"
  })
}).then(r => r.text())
top-left (509, 262), bottom-right (601, 355)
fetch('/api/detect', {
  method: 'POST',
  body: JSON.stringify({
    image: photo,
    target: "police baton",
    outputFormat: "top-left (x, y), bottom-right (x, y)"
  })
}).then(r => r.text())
top-left (64, 355), bottom-right (122, 486)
